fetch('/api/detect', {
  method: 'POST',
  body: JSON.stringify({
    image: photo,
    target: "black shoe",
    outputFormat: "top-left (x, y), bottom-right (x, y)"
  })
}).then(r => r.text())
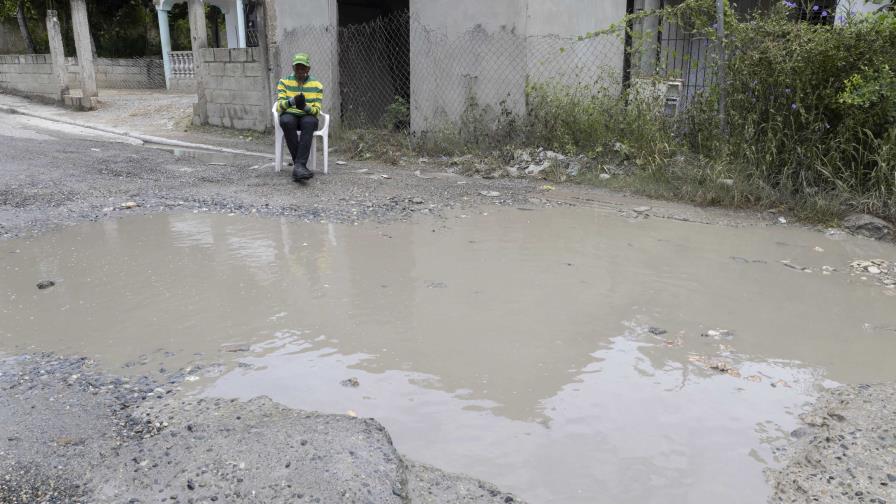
top-left (292, 163), bottom-right (313, 181)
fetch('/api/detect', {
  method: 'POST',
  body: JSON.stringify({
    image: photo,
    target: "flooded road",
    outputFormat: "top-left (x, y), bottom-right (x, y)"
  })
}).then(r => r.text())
top-left (2, 207), bottom-right (895, 503)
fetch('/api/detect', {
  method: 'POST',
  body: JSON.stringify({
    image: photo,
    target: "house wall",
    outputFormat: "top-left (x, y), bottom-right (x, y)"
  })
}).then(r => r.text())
top-left (0, 54), bottom-right (60, 102)
top-left (197, 47), bottom-right (271, 131)
top-left (526, 0), bottom-right (625, 92)
top-left (409, 0), bottom-right (527, 131)
top-left (270, 0), bottom-right (340, 119)
top-left (408, 0), bottom-right (626, 130)
top-left (256, 0), bottom-right (628, 132)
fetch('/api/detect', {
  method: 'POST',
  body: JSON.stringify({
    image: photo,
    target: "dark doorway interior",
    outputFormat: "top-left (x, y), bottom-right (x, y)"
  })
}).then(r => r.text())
top-left (337, 0), bottom-right (410, 128)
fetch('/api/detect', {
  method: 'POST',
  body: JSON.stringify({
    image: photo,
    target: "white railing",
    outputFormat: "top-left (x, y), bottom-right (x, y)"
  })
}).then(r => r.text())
top-left (170, 51), bottom-right (194, 79)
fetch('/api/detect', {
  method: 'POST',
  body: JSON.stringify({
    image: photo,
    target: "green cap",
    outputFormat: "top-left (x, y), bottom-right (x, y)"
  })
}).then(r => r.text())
top-left (292, 53), bottom-right (310, 67)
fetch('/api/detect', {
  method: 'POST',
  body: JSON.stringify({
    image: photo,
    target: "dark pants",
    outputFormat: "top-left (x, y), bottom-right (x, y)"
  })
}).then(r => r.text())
top-left (279, 113), bottom-right (319, 166)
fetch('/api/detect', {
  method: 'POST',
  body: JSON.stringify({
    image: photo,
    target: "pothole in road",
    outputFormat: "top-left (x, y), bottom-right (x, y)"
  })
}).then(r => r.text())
top-left (2, 207), bottom-right (895, 503)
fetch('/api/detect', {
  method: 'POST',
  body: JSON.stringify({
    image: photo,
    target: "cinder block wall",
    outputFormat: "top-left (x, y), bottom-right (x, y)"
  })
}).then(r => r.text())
top-left (65, 57), bottom-right (165, 89)
top-left (0, 54), bottom-right (60, 102)
top-left (199, 47), bottom-right (271, 131)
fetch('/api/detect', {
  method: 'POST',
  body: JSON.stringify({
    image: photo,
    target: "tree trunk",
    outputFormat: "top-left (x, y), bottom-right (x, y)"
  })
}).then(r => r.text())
top-left (16, 0), bottom-right (36, 54)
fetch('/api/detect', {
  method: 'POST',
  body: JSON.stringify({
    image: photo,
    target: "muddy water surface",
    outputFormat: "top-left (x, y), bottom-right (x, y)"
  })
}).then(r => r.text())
top-left (2, 207), bottom-right (895, 503)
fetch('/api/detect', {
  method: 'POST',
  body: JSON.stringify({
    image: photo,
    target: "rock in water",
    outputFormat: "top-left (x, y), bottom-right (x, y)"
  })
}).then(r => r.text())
top-left (340, 377), bottom-right (360, 388)
top-left (36, 280), bottom-right (55, 290)
top-left (842, 214), bottom-right (894, 240)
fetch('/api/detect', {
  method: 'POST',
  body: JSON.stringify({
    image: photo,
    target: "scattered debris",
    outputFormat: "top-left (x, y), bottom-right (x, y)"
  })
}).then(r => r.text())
top-left (849, 259), bottom-right (895, 286)
top-left (36, 280), bottom-right (56, 290)
top-left (598, 173), bottom-right (612, 181)
top-left (380, 174), bottom-right (391, 179)
top-left (648, 327), bottom-right (667, 336)
top-left (814, 246), bottom-right (825, 252)
top-left (479, 191), bottom-right (501, 197)
top-left (355, 168), bottom-right (369, 174)
top-left (702, 329), bottom-right (734, 339)
top-left (633, 206), bottom-right (652, 213)
top-left (121, 201), bottom-right (139, 209)
top-left (718, 178), bottom-right (735, 187)
top-left (780, 260), bottom-right (812, 273)
top-left (410, 197), bottom-right (425, 204)
top-left (777, 216), bottom-right (788, 224)
top-left (540, 185), bottom-right (555, 191)
top-left (340, 377), bottom-right (360, 388)
top-left (346, 410), bottom-right (358, 417)
top-left (708, 361), bottom-right (732, 373)
top-left (335, 160), bottom-right (347, 165)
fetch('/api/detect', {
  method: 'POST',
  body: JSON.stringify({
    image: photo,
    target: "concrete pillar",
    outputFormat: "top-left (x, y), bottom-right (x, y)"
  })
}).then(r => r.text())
top-left (70, 0), bottom-right (97, 100)
top-left (236, 0), bottom-right (247, 48)
top-left (157, 9), bottom-right (172, 88)
top-left (639, 0), bottom-right (660, 77)
top-left (223, 7), bottom-right (238, 48)
top-left (189, 0), bottom-right (209, 124)
top-left (253, 0), bottom-right (273, 102)
top-left (45, 10), bottom-right (68, 101)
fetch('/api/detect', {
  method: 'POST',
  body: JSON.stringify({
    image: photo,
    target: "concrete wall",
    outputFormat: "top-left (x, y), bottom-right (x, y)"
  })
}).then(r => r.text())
top-left (260, 0), bottom-right (627, 131)
top-left (526, 0), bottom-right (626, 92)
top-left (65, 57), bottom-right (166, 89)
top-left (0, 54), bottom-right (60, 102)
top-left (169, 76), bottom-right (198, 92)
top-left (198, 47), bottom-right (271, 131)
top-left (409, 0), bottom-right (527, 131)
top-left (270, 0), bottom-right (339, 120)
top-left (408, 0), bottom-right (626, 130)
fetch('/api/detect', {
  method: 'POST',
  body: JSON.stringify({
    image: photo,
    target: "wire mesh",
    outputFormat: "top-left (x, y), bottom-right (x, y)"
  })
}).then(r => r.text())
top-left (277, 11), bottom-right (647, 131)
top-left (61, 55), bottom-right (166, 91)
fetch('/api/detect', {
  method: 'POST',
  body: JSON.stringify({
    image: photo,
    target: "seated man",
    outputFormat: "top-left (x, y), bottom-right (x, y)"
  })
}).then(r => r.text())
top-left (276, 52), bottom-right (323, 182)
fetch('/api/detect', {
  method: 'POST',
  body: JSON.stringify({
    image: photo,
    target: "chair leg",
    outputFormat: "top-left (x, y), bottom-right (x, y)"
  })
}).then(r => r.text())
top-left (274, 129), bottom-right (283, 172)
top-left (323, 135), bottom-right (329, 174)
top-left (311, 136), bottom-right (318, 172)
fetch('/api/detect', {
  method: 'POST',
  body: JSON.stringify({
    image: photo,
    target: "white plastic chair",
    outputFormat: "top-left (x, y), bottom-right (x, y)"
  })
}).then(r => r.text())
top-left (273, 101), bottom-right (330, 174)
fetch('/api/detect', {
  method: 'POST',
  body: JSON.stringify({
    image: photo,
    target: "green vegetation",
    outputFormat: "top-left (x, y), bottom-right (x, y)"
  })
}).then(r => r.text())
top-left (0, 0), bottom-right (227, 57)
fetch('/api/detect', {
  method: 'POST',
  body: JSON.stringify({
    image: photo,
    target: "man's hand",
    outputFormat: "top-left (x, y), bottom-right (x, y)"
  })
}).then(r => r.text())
top-left (288, 93), bottom-right (306, 109)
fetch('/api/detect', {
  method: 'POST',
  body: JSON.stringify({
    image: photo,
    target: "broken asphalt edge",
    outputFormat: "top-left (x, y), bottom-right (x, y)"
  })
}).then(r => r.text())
top-left (0, 104), bottom-right (273, 159)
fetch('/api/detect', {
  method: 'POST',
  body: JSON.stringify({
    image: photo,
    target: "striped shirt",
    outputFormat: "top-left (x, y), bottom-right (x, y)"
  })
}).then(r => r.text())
top-left (276, 73), bottom-right (323, 116)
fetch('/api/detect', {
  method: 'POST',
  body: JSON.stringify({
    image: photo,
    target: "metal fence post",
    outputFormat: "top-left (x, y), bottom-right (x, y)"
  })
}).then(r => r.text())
top-left (715, 0), bottom-right (728, 134)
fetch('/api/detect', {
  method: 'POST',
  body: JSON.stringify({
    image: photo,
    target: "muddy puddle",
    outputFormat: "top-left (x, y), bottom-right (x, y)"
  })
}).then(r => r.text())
top-left (2, 207), bottom-right (895, 503)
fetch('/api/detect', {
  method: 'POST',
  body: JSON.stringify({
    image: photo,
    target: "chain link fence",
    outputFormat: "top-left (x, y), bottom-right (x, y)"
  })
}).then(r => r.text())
top-left (70, 56), bottom-right (166, 90)
top-left (277, 10), bottom-right (714, 133)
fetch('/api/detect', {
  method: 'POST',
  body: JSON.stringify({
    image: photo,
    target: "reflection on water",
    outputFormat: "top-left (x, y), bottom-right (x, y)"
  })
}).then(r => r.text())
top-left (2, 207), bottom-right (895, 503)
